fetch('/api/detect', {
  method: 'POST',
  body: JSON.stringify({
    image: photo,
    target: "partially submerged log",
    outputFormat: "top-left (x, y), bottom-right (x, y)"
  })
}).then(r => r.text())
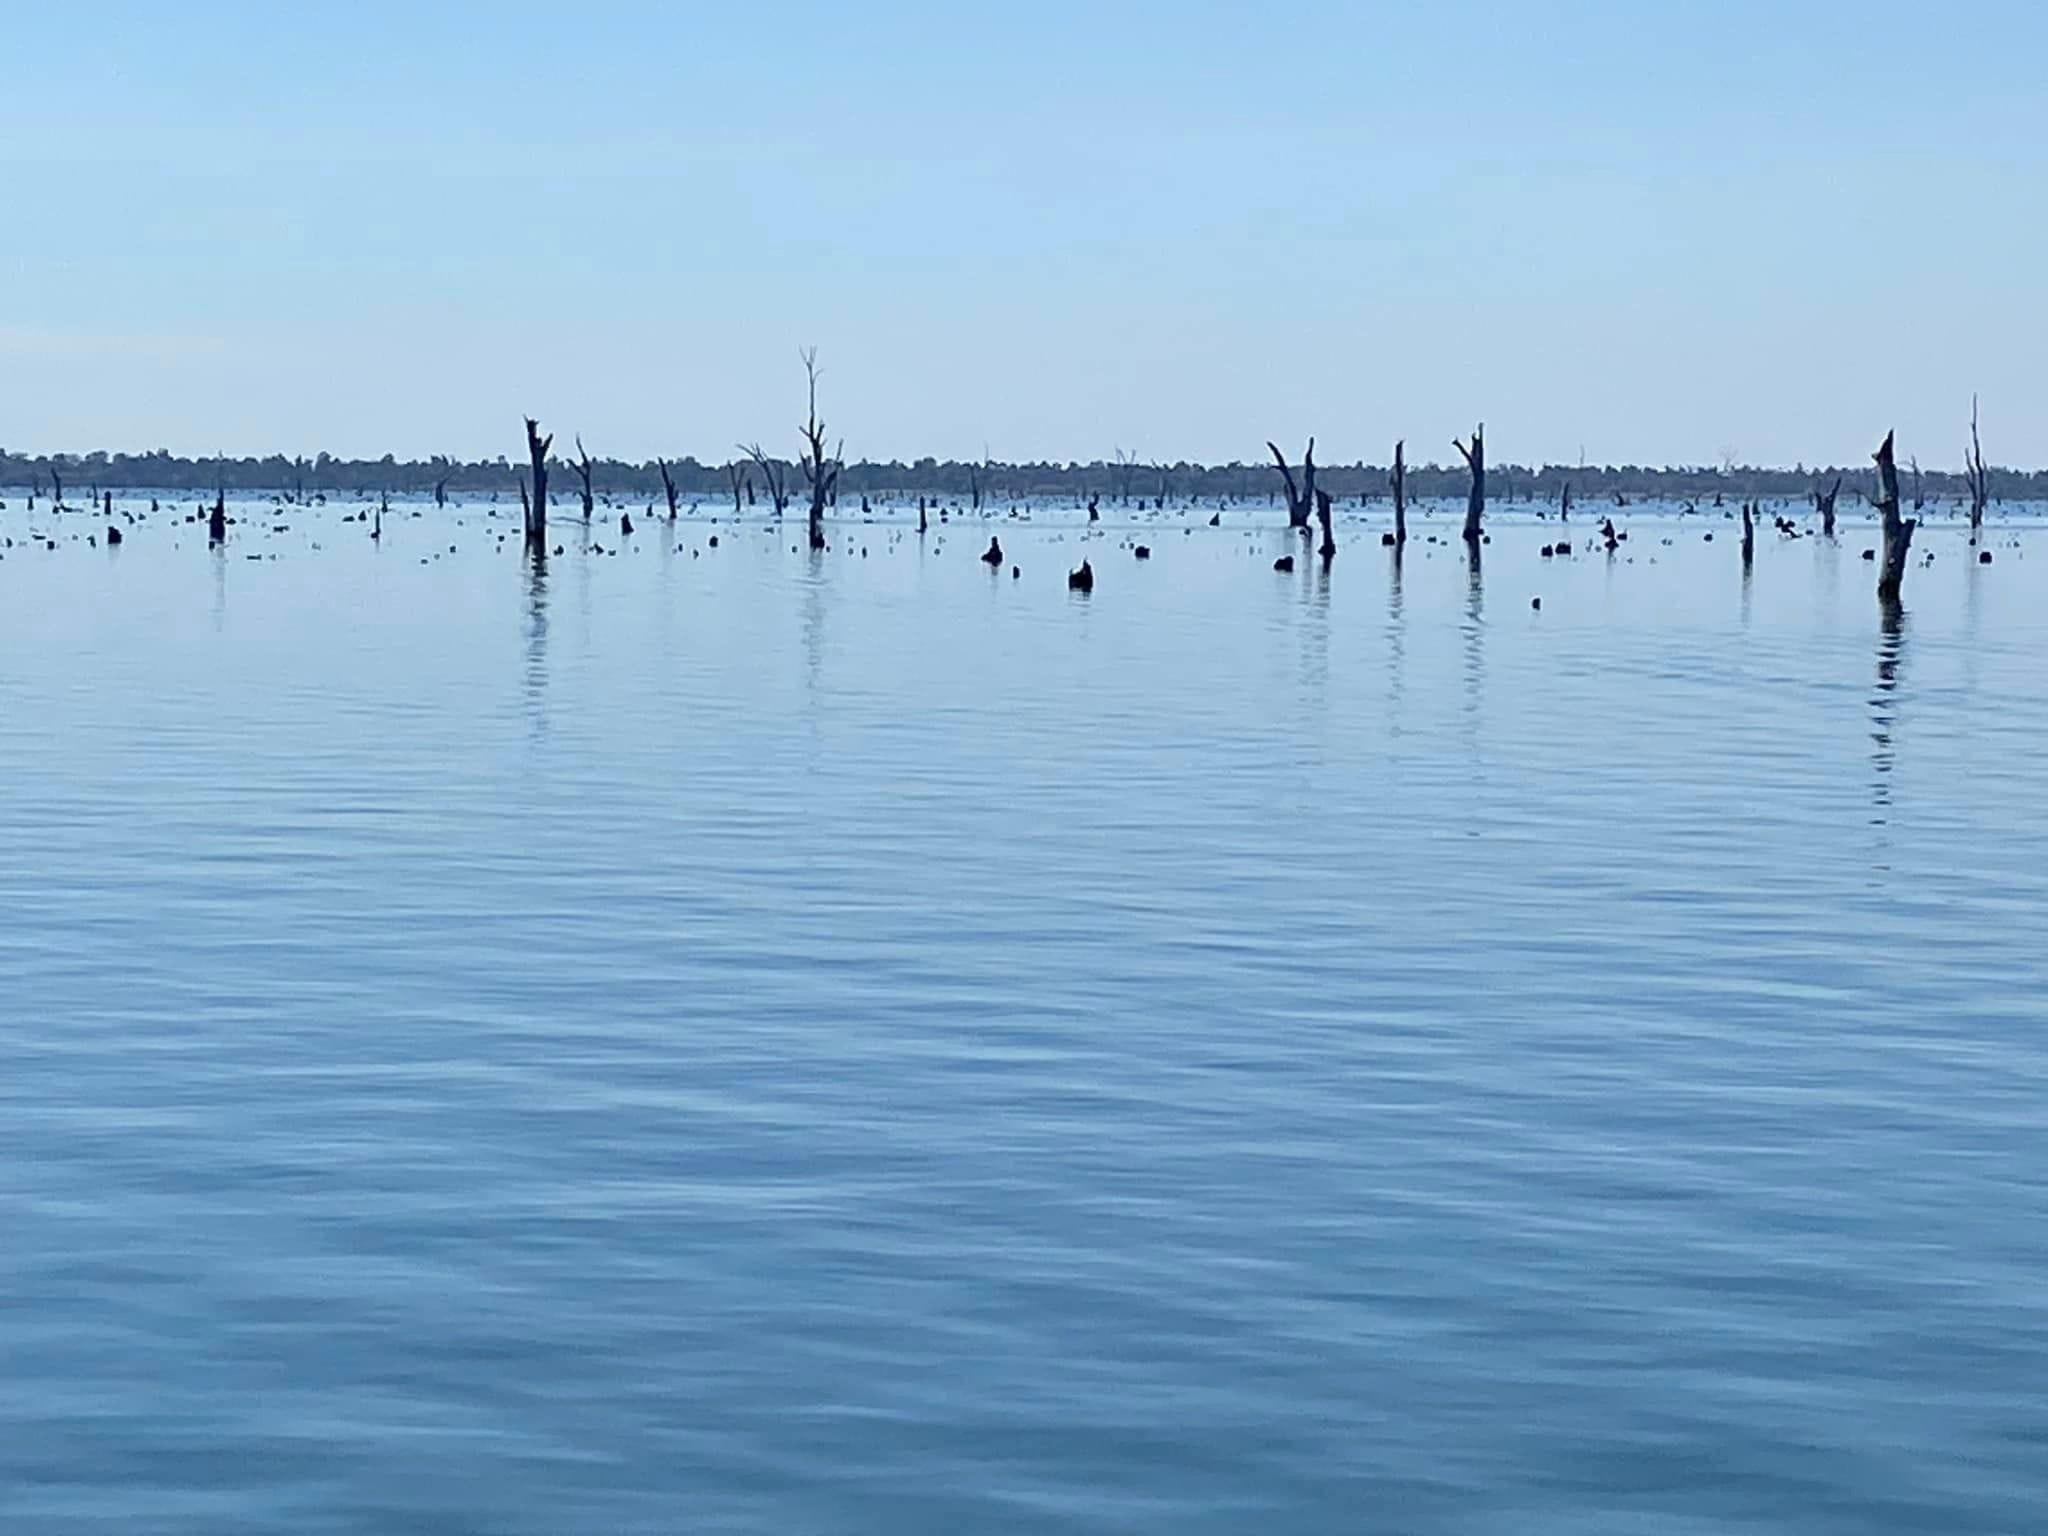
top-left (1873, 430), bottom-right (1915, 602)
top-left (523, 416), bottom-right (552, 550)
top-left (1453, 424), bottom-right (1485, 543)
top-left (1267, 437), bottom-right (1316, 532)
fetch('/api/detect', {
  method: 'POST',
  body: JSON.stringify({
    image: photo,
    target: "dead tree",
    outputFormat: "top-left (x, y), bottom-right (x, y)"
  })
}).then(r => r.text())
top-left (968, 462), bottom-right (982, 512)
top-left (208, 487), bottom-right (226, 545)
top-left (1965, 394), bottom-right (1990, 540)
top-left (1314, 487), bottom-right (1336, 561)
top-left (570, 437), bottom-right (595, 523)
top-left (1740, 499), bottom-right (1755, 565)
top-left (658, 459), bottom-right (680, 521)
top-left (1390, 440), bottom-right (1407, 546)
top-left (1267, 437), bottom-right (1316, 532)
top-left (1559, 480), bottom-right (1572, 522)
top-left (796, 348), bottom-right (839, 553)
top-left (726, 461), bottom-right (746, 515)
top-left (1815, 476), bottom-right (1842, 537)
top-left (523, 416), bottom-right (552, 550)
top-left (1908, 455), bottom-right (1925, 512)
top-left (434, 472), bottom-right (450, 509)
top-left (51, 467), bottom-right (63, 510)
top-left (1873, 430), bottom-right (1915, 603)
top-left (1453, 423), bottom-right (1485, 543)
top-left (1111, 447), bottom-right (1141, 506)
top-left (742, 443), bottom-right (790, 517)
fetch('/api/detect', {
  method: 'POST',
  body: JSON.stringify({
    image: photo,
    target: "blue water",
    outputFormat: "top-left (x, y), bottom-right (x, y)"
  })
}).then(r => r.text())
top-left (2, 494), bottom-right (2045, 1532)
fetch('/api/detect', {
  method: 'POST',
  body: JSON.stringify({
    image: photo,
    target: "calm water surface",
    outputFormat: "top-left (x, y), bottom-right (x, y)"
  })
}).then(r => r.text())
top-left (2, 494), bottom-right (2044, 1533)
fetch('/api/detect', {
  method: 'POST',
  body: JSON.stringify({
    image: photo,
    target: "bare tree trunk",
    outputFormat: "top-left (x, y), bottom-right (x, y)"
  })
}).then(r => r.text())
top-left (1816, 475), bottom-right (1841, 537)
top-left (742, 443), bottom-right (789, 518)
top-left (1559, 479), bottom-right (1571, 522)
top-left (208, 487), bottom-right (226, 545)
top-left (571, 437), bottom-right (595, 523)
top-left (1267, 438), bottom-right (1315, 531)
top-left (376, 489), bottom-right (388, 541)
top-left (1965, 394), bottom-right (1989, 540)
top-left (52, 468), bottom-right (63, 510)
top-left (1454, 423), bottom-right (1485, 543)
top-left (1314, 487), bottom-right (1336, 561)
top-left (968, 462), bottom-right (981, 512)
top-left (1874, 430), bottom-right (1915, 602)
top-left (434, 474), bottom-right (449, 509)
top-left (658, 459), bottom-right (679, 521)
top-left (523, 416), bottom-right (553, 551)
top-left (1909, 455), bottom-right (1925, 512)
top-left (1390, 440), bottom-right (1407, 546)
top-left (1740, 499), bottom-right (1755, 565)
top-left (727, 462), bottom-right (745, 515)
top-left (796, 348), bottom-right (837, 553)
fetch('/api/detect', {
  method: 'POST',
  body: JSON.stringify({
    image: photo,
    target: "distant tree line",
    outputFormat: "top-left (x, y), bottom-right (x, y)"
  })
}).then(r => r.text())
top-left (1, 445), bottom-right (2038, 507)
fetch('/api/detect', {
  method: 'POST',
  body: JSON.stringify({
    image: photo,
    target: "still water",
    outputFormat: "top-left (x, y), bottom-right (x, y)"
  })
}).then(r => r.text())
top-left (1, 493), bottom-right (2044, 1532)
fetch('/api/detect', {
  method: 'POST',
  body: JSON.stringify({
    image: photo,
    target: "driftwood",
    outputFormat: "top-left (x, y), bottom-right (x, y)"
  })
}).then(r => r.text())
top-left (1965, 394), bottom-right (1989, 540)
top-left (570, 437), bottom-right (595, 523)
top-left (796, 348), bottom-right (838, 553)
top-left (1815, 475), bottom-right (1842, 537)
top-left (1267, 437), bottom-right (1315, 532)
top-left (1453, 424), bottom-right (1485, 543)
top-left (1873, 430), bottom-right (1915, 602)
top-left (523, 416), bottom-right (552, 550)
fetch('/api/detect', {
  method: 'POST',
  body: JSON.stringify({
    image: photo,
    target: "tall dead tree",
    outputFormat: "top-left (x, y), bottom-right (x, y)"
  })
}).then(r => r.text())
top-left (1453, 423), bottom-right (1485, 544)
top-left (1815, 475), bottom-right (1842, 537)
top-left (570, 437), bottom-right (595, 522)
top-left (726, 461), bottom-right (746, 515)
top-left (1873, 430), bottom-right (1915, 603)
top-left (658, 459), bottom-right (680, 521)
top-left (1390, 440), bottom-right (1407, 546)
top-left (523, 416), bottom-right (552, 550)
top-left (1965, 394), bottom-right (1990, 540)
top-left (1267, 437), bottom-right (1316, 532)
top-left (1314, 487), bottom-right (1336, 561)
top-left (796, 348), bottom-right (839, 553)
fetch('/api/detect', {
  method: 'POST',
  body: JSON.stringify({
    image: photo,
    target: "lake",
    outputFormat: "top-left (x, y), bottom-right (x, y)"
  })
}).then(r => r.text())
top-left (2, 491), bottom-right (2044, 1533)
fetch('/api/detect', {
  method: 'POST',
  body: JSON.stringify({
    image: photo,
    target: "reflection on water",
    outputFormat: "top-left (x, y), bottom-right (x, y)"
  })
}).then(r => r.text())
top-left (523, 550), bottom-right (549, 740)
top-left (1870, 600), bottom-right (1907, 831)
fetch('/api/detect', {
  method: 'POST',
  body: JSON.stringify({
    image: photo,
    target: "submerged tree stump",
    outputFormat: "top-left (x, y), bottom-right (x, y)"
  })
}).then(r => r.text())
top-left (1816, 475), bottom-right (1842, 537)
top-left (1454, 424), bottom-right (1485, 543)
top-left (523, 416), bottom-right (553, 551)
top-left (1314, 488), bottom-right (1336, 561)
top-left (1390, 440), bottom-right (1408, 547)
top-left (1873, 431), bottom-right (1915, 602)
top-left (571, 437), bottom-right (595, 523)
top-left (1267, 438), bottom-right (1316, 532)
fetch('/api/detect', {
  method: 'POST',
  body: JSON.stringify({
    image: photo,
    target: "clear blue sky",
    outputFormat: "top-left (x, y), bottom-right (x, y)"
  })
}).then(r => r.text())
top-left (4, 1), bottom-right (2042, 469)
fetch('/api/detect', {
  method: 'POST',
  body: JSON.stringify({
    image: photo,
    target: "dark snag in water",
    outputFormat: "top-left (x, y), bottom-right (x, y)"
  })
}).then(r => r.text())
top-left (726, 460), bottom-right (746, 515)
top-left (1314, 487), bottom-right (1335, 561)
top-left (570, 436), bottom-right (595, 523)
top-left (377, 489), bottom-right (388, 541)
top-left (1873, 430), bottom-right (1915, 602)
top-left (1267, 437), bottom-right (1316, 532)
top-left (1815, 474), bottom-right (1842, 537)
top-left (1389, 439), bottom-right (1408, 547)
top-left (434, 472), bottom-right (450, 509)
top-left (1559, 478), bottom-right (1571, 523)
top-left (1068, 558), bottom-right (1094, 591)
top-left (523, 416), bottom-right (552, 550)
top-left (1453, 423), bottom-right (1486, 544)
top-left (1965, 394), bottom-right (1990, 540)
top-left (208, 487), bottom-right (226, 545)
top-left (1740, 499), bottom-right (1755, 565)
top-left (741, 441), bottom-right (790, 519)
top-left (657, 459), bottom-right (679, 521)
top-left (796, 347), bottom-right (839, 554)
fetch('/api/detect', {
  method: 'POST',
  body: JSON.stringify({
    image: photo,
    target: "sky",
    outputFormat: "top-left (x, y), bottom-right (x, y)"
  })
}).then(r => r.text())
top-left (3, 1), bottom-right (2044, 470)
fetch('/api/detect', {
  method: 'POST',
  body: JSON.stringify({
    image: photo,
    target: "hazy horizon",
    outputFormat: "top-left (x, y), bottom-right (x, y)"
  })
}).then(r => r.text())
top-left (5, 1), bottom-right (2044, 469)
